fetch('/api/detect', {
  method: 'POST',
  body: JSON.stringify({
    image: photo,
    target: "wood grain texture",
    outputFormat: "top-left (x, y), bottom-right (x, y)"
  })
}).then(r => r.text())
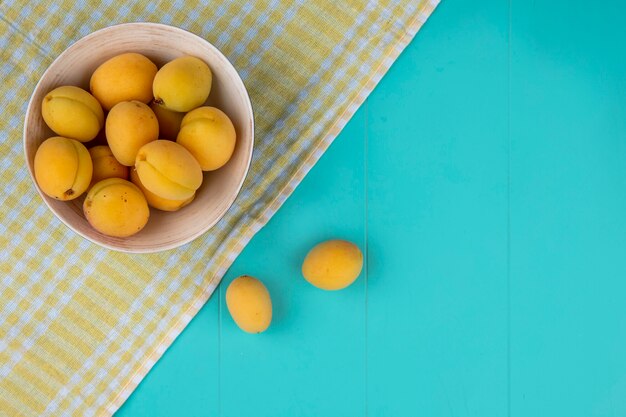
top-left (23, 23), bottom-right (254, 253)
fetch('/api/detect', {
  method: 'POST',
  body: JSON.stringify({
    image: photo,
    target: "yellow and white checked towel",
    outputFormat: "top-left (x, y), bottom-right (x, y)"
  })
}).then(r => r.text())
top-left (0, 1), bottom-right (438, 415)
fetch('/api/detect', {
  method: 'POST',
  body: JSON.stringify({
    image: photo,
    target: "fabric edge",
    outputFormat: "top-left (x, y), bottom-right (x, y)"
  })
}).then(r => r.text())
top-left (103, 1), bottom-right (440, 415)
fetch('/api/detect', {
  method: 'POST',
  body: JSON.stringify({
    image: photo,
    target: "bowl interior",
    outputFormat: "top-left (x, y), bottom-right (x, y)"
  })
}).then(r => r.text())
top-left (24, 23), bottom-right (253, 253)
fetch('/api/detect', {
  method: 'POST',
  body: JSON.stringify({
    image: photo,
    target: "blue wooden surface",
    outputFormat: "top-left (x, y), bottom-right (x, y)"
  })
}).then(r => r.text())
top-left (117, 1), bottom-right (626, 416)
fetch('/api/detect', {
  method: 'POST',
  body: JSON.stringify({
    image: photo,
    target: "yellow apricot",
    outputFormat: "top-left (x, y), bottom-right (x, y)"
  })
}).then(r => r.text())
top-left (135, 140), bottom-right (203, 201)
top-left (106, 101), bottom-right (159, 166)
top-left (150, 101), bottom-right (185, 139)
top-left (88, 145), bottom-right (129, 187)
top-left (177, 106), bottom-right (236, 171)
top-left (90, 53), bottom-right (157, 111)
top-left (302, 240), bottom-right (363, 290)
top-left (41, 86), bottom-right (104, 142)
top-left (153, 56), bottom-right (212, 112)
top-left (130, 169), bottom-right (194, 212)
top-left (83, 178), bottom-right (149, 237)
top-left (226, 276), bottom-right (272, 333)
top-left (34, 136), bottom-right (92, 200)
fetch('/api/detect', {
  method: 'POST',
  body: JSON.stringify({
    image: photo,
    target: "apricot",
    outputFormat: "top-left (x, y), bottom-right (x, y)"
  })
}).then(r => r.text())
top-left (130, 169), bottom-right (194, 212)
top-left (41, 86), bottom-right (104, 142)
top-left (135, 140), bottom-right (202, 201)
top-left (226, 276), bottom-right (272, 333)
top-left (88, 145), bottom-right (129, 187)
top-left (153, 56), bottom-right (212, 112)
top-left (106, 101), bottom-right (158, 166)
top-left (150, 101), bottom-right (184, 139)
top-left (302, 240), bottom-right (363, 290)
top-left (83, 178), bottom-right (149, 237)
top-left (90, 53), bottom-right (157, 110)
top-left (177, 106), bottom-right (236, 171)
top-left (34, 136), bottom-right (92, 200)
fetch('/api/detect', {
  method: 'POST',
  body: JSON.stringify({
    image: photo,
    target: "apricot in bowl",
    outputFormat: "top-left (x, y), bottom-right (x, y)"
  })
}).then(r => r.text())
top-left (24, 23), bottom-right (254, 252)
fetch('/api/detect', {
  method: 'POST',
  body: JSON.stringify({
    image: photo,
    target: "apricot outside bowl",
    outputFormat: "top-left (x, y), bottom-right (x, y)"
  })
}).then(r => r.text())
top-left (24, 23), bottom-right (254, 253)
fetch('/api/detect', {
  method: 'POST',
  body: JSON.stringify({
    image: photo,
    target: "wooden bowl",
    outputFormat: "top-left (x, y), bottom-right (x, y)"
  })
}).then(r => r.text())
top-left (23, 23), bottom-right (254, 253)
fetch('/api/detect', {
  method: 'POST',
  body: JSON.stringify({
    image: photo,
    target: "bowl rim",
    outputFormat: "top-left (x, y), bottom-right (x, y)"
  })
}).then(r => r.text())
top-left (23, 22), bottom-right (255, 254)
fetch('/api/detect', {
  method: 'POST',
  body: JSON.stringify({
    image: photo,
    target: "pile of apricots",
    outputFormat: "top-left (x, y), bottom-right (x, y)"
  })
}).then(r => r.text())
top-left (33, 54), bottom-right (364, 335)
top-left (34, 53), bottom-right (236, 237)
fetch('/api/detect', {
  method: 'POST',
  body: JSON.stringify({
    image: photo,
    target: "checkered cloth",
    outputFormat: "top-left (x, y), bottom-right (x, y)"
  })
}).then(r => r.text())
top-left (0, 1), bottom-right (438, 415)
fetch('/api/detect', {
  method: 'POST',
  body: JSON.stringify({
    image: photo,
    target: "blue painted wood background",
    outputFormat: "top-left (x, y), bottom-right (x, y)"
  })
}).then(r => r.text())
top-left (117, 1), bottom-right (626, 415)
